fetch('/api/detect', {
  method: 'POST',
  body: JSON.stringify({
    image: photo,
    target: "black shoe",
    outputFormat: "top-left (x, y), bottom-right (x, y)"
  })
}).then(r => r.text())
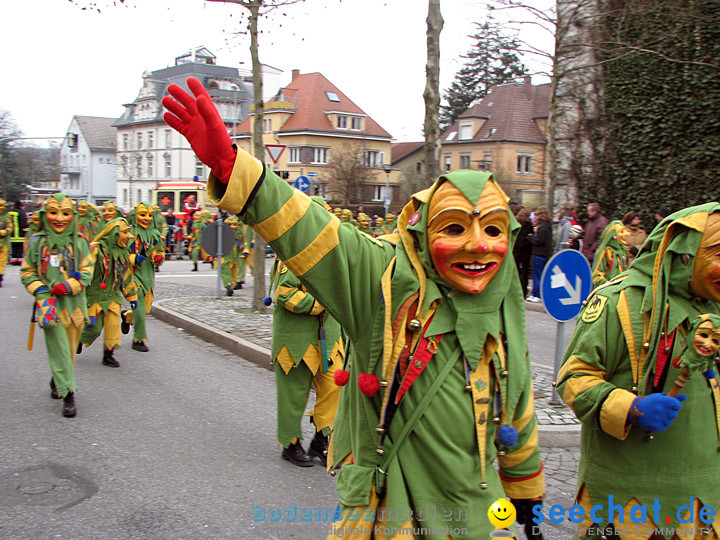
top-left (191, 263), bottom-right (198, 272)
top-left (308, 431), bottom-right (329, 466)
top-left (62, 392), bottom-right (76, 418)
top-left (281, 442), bottom-right (314, 467)
top-left (132, 341), bottom-right (149, 352)
top-left (76, 342), bottom-right (83, 354)
top-left (50, 378), bottom-right (60, 399)
top-left (121, 311), bottom-right (130, 335)
top-left (0, 275), bottom-right (3, 287)
top-left (233, 281), bottom-right (243, 290)
top-left (225, 285), bottom-right (234, 297)
top-left (102, 349), bottom-right (120, 368)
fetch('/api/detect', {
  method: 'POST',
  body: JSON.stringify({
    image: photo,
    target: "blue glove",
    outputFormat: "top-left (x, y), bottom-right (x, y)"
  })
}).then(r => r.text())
top-left (135, 254), bottom-right (146, 264)
top-left (130, 301), bottom-right (138, 310)
top-left (630, 393), bottom-right (687, 431)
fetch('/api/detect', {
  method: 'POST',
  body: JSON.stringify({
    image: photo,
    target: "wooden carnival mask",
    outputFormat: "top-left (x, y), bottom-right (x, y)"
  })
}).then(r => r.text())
top-left (691, 212), bottom-right (720, 303)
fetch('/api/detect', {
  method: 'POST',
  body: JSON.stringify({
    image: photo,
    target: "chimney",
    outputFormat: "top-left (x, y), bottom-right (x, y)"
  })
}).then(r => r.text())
top-left (292, 69), bottom-right (300, 80)
top-left (523, 76), bottom-right (533, 100)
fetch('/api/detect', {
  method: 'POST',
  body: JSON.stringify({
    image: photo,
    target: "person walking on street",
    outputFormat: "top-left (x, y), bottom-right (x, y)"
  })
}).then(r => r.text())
top-left (590, 220), bottom-right (629, 288)
top-left (0, 199), bottom-right (10, 287)
top-left (556, 203), bottom-right (576, 252)
top-left (526, 206), bottom-right (552, 303)
top-left (513, 207), bottom-right (533, 299)
top-left (582, 202), bottom-right (609, 264)
top-left (621, 211), bottom-right (647, 264)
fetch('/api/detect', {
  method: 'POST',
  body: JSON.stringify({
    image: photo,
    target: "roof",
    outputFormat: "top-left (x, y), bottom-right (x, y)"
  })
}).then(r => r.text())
top-left (391, 141), bottom-right (424, 165)
top-left (442, 80), bottom-right (551, 145)
top-left (232, 71), bottom-right (392, 140)
top-left (75, 116), bottom-right (117, 151)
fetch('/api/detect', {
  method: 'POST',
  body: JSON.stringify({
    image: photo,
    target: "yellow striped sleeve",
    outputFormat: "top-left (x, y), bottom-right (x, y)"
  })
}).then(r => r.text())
top-left (207, 149), bottom-right (264, 215)
top-left (283, 219), bottom-right (340, 277)
top-left (599, 388), bottom-right (635, 440)
top-left (512, 390), bottom-right (536, 433)
top-left (498, 426), bottom-right (539, 468)
top-left (254, 190), bottom-right (311, 242)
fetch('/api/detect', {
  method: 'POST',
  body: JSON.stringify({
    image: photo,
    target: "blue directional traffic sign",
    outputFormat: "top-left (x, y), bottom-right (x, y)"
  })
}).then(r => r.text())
top-left (539, 249), bottom-right (593, 322)
top-left (294, 176), bottom-right (310, 192)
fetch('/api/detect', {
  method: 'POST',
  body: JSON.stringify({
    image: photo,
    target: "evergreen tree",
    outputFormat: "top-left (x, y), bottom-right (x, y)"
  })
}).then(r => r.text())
top-left (440, 19), bottom-right (528, 130)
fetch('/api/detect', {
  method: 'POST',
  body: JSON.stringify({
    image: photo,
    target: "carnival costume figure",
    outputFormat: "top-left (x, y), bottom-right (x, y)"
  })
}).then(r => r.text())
top-left (79, 218), bottom-right (138, 368)
top-left (220, 215), bottom-right (241, 295)
top-left (357, 213), bottom-right (374, 236)
top-left (0, 199), bottom-right (10, 287)
top-left (557, 204), bottom-right (720, 539)
top-left (187, 209), bottom-right (206, 271)
top-left (20, 194), bottom-right (94, 417)
top-left (123, 202), bottom-right (165, 352)
top-left (25, 212), bottom-right (41, 248)
top-left (591, 220), bottom-right (630, 288)
top-left (101, 201), bottom-right (123, 224)
top-left (76, 201), bottom-right (100, 239)
top-left (163, 78), bottom-right (545, 539)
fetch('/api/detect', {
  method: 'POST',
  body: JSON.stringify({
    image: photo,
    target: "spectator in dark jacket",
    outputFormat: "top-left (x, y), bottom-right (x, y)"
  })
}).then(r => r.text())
top-left (513, 207), bottom-right (533, 298)
top-left (582, 202), bottom-right (609, 264)
top-left (526, 206), bottom-right (553, 303)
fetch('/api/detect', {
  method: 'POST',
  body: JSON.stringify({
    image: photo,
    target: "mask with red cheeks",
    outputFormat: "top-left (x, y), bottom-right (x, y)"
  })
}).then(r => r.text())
top-left (135, 204), bottom-right (153, 229)
top-left (427, 181), bottom-right (510, 294)
top-left (45, 198), bottom-right (75, 234)
top-left (691, 212), bottom-right (720, 303)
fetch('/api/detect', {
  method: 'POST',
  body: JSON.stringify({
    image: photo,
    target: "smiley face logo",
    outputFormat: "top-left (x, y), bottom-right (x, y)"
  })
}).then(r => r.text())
top-left (488, 498), bottom-right (517, 529)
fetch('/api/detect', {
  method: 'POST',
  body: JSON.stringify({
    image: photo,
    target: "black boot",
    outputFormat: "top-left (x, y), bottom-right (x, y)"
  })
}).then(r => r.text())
top-left (233, 281), bottom-right (243, 290)
top-left (121, 311), bottom-right (131, 335)
top-left (308, 431), bottom-right (329, 466)
top-left (225, 285), bottom-right (234, 297)
top-left (0, 274), bottom-right (3, 287)
top-left (62, 391), bottom-right (76, 418)
top-left (50, 378), bottom-right (60, 399)
top-left (191, 262), bottom-right (198, 272)
top-left (132, 340), bottom-right (149, 352)
top-left (76, 342), bottom-right (83, 354)
top-left (281, 441), bottom-right (314, 467)
top-left (102, 349), bottom-right (120, 368)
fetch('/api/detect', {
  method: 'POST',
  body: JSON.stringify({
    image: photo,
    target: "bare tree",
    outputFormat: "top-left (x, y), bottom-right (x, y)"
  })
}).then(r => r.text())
top-left (324, 141), bottom-right (377, 207)
top-left (423, 0), bottom-right (443, 186)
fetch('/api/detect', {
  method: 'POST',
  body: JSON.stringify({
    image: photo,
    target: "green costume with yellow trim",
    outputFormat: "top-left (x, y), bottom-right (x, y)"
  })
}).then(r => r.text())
top-left (591, 220), bottom-right (629, 288)
top-left (0, 199), bottom-right (10, 284)
top-left (20, 194), bottom-right (94, 399)
top-left (208, 152), bottom-right (544, 538)
top-left (557, 204), bottom-right (720, 539)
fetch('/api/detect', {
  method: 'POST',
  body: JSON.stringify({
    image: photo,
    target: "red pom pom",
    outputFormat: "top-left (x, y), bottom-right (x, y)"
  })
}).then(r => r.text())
top-left (357, 373), bottom-right (380, 396)
top-left (99, 283), bottom-right (107, 290)
top-left (153, 254), bottom-right (164, 264)
top-left (334, 369), bottom-right (350, 387)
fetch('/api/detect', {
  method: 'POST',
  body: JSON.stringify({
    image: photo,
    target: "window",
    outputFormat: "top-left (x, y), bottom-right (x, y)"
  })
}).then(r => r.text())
top-left (459, 124), bottom-right (473, 140)
top-left (137, 189), bottom-right (142, 203)
top-left (288, 147), bottom-right (301, 163)
top-left (196, 159), bottom-right (204, 178)
top-left (164, 153), bottom-right (171, 177)
top-left (312, 147), bottom-right (329, 164)
top-left (146, 154), bottom-right (154, 177)
top-left (137, 133), bottom-right (143, 150)
top-left (460, 154), bottom-right (471, 169)
top-left (165, 129), bottom-right (172, 148)
top-left (136, 155), bottom-right (143, 178)
top-left (444, 154), bottom-right (451, 173)
top-left (148, 132), bottom-right (154, 149)
top-left (326, 91), bottom-right (340, 102)
top-left (337, 115), bottom-right (347, 129)
top-left (123, 134), bottom-right (129, 151)
top-left (351, 117), bottom-right (362, 130)
top-left (517, 154), bottom-right (533, 174)
top-left (372, 185), bottom-right (383, 201)
top-left (123, 189), bottom-right (128, 205)
top-left (362, 150), bottom-right (384, 168)
top-left (445, 131), bottom-right (457, 142)
top-left (121, 155), bottom-right (128, 176)
top-left (480, 152), bottom-right (493, 171)
top-left (484, 128), bottom-right (497, 138)
top-left (263, 118), bottom-right (272, 132)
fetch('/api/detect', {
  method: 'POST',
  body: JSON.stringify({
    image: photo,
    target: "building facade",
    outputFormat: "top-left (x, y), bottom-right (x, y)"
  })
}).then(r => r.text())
top-left (59, 116), bottom-right (117, 205)
top-left (113, 47), bottom-right (253, 212)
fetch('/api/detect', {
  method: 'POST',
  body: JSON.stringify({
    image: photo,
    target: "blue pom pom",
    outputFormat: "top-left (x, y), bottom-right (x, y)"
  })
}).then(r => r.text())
top-left (498, 424), bottom-right (518, 447)
top-left (703, 368), bottom-right (716, 380)
top-left (74, 272), bottom-right (82, 280)
top-left (262, 296), bottom-right (273, 306)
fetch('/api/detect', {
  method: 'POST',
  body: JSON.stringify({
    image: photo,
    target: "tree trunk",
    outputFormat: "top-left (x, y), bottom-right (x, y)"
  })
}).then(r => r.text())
top-left (423, 0), bottom-right (443, 186)
top-left (249, 1), bottom-right (267, 314)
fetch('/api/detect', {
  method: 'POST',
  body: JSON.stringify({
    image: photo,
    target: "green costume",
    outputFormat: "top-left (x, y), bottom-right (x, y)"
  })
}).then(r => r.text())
top-left (125, 202), bottom-right (165, 346)
top-left (591, 220), bottom-right (629, 288)
top-left (220, 215), bottom-right (241, 294)
top-left (208, 156), bottom-right (544, 538)
top-left (20, 195), bottom-right (93, 404)
top-left (80, 218), bottom-right (138, 355)
top-left (76, 201), bottom-right (100, 240)
top-left (557, 204), bottom-right (720, 539)
top-left (0, 199), bottom-right (10, 285)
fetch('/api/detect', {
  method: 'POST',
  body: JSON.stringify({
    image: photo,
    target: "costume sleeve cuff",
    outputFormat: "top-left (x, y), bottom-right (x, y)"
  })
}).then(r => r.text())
top-left (28, 282), bottom-right (47, 295)
top-left (499, 464), bottom-right (545, 499)
top-left (599, 388), bottom-right (635, 440)
top-left (207, 149), bottom-right (264, 214)
top-left (309, 301), bottom-right (325, 316)
top-left (67, 278), bottom-right (83, 295)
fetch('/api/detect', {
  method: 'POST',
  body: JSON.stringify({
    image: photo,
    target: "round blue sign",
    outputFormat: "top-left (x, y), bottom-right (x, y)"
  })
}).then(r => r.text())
top-left (294, 176), bottom-right (310, 192)
top-left (539, 250), bottom-right (593, 322)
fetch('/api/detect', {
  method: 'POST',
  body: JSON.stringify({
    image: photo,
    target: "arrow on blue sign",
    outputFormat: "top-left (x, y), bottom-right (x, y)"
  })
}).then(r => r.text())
top-left (294, 176), bottom-right (310, 192)
top-left (540, 249), bottom-right (593, 322)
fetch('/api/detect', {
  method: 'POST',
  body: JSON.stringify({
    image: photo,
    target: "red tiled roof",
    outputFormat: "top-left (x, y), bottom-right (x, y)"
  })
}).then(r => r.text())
top-left (442, 80), bottom-right (550, 145)
top-left (391, 141), bottom-right (424, 164)
top-left (232, 72), bottom-right (392, 139)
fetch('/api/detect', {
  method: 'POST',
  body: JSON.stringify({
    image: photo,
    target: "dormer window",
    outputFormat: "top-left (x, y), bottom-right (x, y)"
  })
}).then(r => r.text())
top-left (351, 117), bottom-right (362, 130)
top-left (459, 124), bottom-right (473, 140)
top-left (337, 115), bottom-right (348, 129)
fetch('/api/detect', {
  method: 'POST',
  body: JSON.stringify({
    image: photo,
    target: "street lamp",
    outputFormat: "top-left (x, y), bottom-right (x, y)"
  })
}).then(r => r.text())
top-left (382, 164), bottom-right (391, 217)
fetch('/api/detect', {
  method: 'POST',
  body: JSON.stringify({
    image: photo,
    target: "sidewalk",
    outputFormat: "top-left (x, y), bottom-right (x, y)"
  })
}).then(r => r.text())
top-left (151, 276), bottom-right (581, 538)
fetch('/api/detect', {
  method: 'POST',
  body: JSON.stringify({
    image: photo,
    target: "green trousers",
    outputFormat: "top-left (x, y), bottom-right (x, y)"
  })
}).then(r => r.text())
top-left (43, 323), bottom-right (80, 397)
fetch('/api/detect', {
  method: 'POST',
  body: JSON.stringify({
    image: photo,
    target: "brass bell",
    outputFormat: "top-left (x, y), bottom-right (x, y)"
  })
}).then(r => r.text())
top-left (647, 434), bottom-right (655, 442)
top-left (379, 381), bottom-right (389, 387)
top-left (551, 381), bottom-right (557, 387)
top-left (643, 342), bottom-right (650, 350)
top-left (472, 208), bottom-right (481, 216)
top-left (376, 448), bottom-right (385, 456)
top-left (492, 416), bottom-right (501, 424)
top-left (414, 360), bottom-right (423, 369)
top-left (497, 450), bottom-right (506, 456)
top-left (375, 426), bottom-right (386, 435)
top-left (500, 370), bottom-right (509, 379)
top-left (480, 482), bottom-right (488, 490)
top-left (632, 386), bottom-right (638, 392)
top-left (664, 347), bottom-right (671, 354)
top-left (464, 384), bottom-right (472, 392)
top-left (330, 470), bottom-right (337, 477)
top-left (407, 318), bottom-right (422, 331)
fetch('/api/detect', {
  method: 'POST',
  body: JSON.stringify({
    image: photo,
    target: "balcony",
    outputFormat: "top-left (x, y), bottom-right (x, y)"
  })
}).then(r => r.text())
top-left (61, 164), bottom-right (81, 174)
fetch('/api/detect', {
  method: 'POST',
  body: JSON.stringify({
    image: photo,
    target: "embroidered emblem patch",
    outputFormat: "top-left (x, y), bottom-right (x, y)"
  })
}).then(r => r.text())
top-left (426, 336), bottom-right (439, 355)
top-left (582, 295), bottom-right (608, 323)
top-left (278, 262), bottom-right (288, 274)
top-left (475, 378), bottom-right (488, 392)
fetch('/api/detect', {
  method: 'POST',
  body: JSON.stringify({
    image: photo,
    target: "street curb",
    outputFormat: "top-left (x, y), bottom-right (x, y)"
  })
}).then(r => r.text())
top-left (151, 300), bottom-right (273, 370)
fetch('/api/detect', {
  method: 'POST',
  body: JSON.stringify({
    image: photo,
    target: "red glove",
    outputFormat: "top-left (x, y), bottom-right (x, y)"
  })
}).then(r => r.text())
top-left (50, 282), bottom-right (70, 296)
top-left (153, 254), bottom-right (164, 265)
top-left (162, 77), bottom-right (235, 183)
